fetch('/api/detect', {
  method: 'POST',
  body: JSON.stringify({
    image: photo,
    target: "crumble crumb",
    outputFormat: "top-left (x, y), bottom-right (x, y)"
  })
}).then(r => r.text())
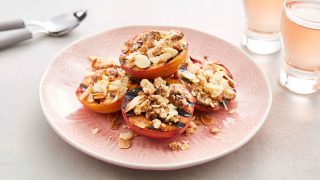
top-left (168, 141), bottom-right (182, 151)
top-left (185, 121), bottom-right (198, 136)
top-left (168, 141), bottom-right (190, 151)
top-left (107, 135), bottom-right (113, 141)
top-left (210, 127), bottom-right (220, 135)
top-left (180, 143), bottom-right (190, 150)
top-left (185, 127), bottom-right (195, 136)
top-left (91, 128), bottom-right (100, 135)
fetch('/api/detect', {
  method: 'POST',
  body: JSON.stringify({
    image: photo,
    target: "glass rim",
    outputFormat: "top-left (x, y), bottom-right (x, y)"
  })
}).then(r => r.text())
top-left (284, 0), bottom-right (320, 29)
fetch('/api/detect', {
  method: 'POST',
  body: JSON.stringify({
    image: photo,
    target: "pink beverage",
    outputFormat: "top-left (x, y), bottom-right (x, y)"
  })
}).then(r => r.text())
top-left (244, 0), bottom-right (284, 33)
top-left (243, 0), bottom-right (284, 54)
top-left (279, 0), bottom-right (320, 94)
top-left (282, 1), bottom-right (320, 71)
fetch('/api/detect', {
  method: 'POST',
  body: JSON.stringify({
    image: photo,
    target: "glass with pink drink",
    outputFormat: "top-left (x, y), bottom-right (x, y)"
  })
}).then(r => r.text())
top-left (243, 0), bottom-right (284, 54)
top-left (279, 0), bottom-right (320, 94)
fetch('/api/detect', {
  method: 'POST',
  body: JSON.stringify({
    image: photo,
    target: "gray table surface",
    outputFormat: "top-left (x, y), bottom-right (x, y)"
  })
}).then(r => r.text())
top-left (1, 0), bottom-right (319, 179)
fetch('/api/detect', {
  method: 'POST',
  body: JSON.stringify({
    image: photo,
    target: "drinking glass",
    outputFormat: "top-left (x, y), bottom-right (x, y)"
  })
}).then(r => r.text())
top-left (279, 0), bottom-right (320, 94)
top-left (243, 0), bottom-right (284, 54)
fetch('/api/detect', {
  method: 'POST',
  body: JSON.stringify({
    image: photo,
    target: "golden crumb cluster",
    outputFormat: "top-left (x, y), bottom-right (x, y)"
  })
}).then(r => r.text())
top-left (78, 65), bottom-right (129, 104)
top-left (178, 59), bottom-right (236, 108)
top-left (124, 77), bottom-right (192, 130)
top-left (120, 30), bottom-right (187, 69)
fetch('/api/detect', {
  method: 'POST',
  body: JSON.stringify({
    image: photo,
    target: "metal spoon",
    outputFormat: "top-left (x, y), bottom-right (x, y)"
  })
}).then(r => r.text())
top-left (0, 9), bottom-right (87, 49)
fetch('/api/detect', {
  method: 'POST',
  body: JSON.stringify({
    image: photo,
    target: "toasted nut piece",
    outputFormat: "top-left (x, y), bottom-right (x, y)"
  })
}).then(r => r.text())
top-left (185, 127), bottom-right (195, 136)
top-left (168, 141), bottom-right (190, 151)
top-left (118, 138), bottom-right (131, 149)
top-left (140, 79), bottom-right (156, 94)
top-left (152, 119), bottom-right (161, 129)
top-left (165, 109), bottom-right (178, 121)
top-left (87, 94), bottom-right (94, 103)
top-left (125, 96), bottom-right (144, 113)
top-left (163, 47), bottom-right (178, 57)
top-left (189, 121), bottom-right (197, 129)
top-left (168, 141), bottom-right (182, 151)
top-left (158, 52), bottom-right (172, 62)
top-left (119, 131), bottom-right (134, 140)
top-left (149, 57), bottom-right (160, 64)
top-left (212, 71), bottom-right (225, 81)
top-left (154, 77), bottom-right (167, 88)
top-left (223, 89), bottom-right (236, 99)
top-left (131, 116), bottom-right (148, 128)
top-left (92, 82), bottom-right (106, 93)
top-left (134, 54), bottom-right (151, 68)
top-left (89, 56), bottom-right (120, 70)
top-left (108, 85), bottom-right (120, 91)
top-left (79, 85), bottom-right (92, 100)
top-left (92, 93), bottom-right (106, 99)
top-left (203, 83), bottom-right (224, 98)
top-left (187, 62), bottom-right (201, 74)
top-left (210, 127), bottom-right (220, 135)
top-left (180, 142), bottom-right (190, 150)
top-left (200, 113), bottom-right (215, 126)
top-left (180, 71), bottom-right (199, 83)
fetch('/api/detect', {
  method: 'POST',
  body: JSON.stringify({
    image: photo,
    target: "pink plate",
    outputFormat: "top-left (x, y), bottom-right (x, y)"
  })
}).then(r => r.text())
top-left (39, 26), bottom-right (272, 170)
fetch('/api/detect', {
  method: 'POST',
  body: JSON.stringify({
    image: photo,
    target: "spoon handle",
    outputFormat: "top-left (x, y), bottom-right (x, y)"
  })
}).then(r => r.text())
top-left (0, 19), bottom-right (25, 32)
top-left (0, 29), bottom-right (32, 49)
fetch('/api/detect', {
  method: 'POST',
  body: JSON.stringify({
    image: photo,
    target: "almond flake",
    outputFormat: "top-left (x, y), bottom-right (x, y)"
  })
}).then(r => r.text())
top-left (119, 131), bottom-right (134, 140)
top-left (118, 138), bottom-right (131, 149)
top-left (125, 96), bottom-right (144, 113)
top-left (87, 94), bottom-right (94, 103)
top-left (92, 93), bottom-right (105, 99)
top-left (163, 47), bottom-right (178, 57)
top-left (79, 85), bottom-right (92, 100)
top-left (181, 71), bottom-right (199, 83)
top-left (134, 54), bottom-right (151, 68)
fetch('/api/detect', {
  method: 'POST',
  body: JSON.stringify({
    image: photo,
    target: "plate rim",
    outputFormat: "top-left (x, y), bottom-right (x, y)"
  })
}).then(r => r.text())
top-left (39, 25), bottom-right (272, 170)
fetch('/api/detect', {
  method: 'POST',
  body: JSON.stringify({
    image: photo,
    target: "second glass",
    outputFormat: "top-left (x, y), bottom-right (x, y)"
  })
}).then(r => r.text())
top-left (243, 0), bottom-right (284, 54)
top-left (279, 0), bottom-right (320, 94)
